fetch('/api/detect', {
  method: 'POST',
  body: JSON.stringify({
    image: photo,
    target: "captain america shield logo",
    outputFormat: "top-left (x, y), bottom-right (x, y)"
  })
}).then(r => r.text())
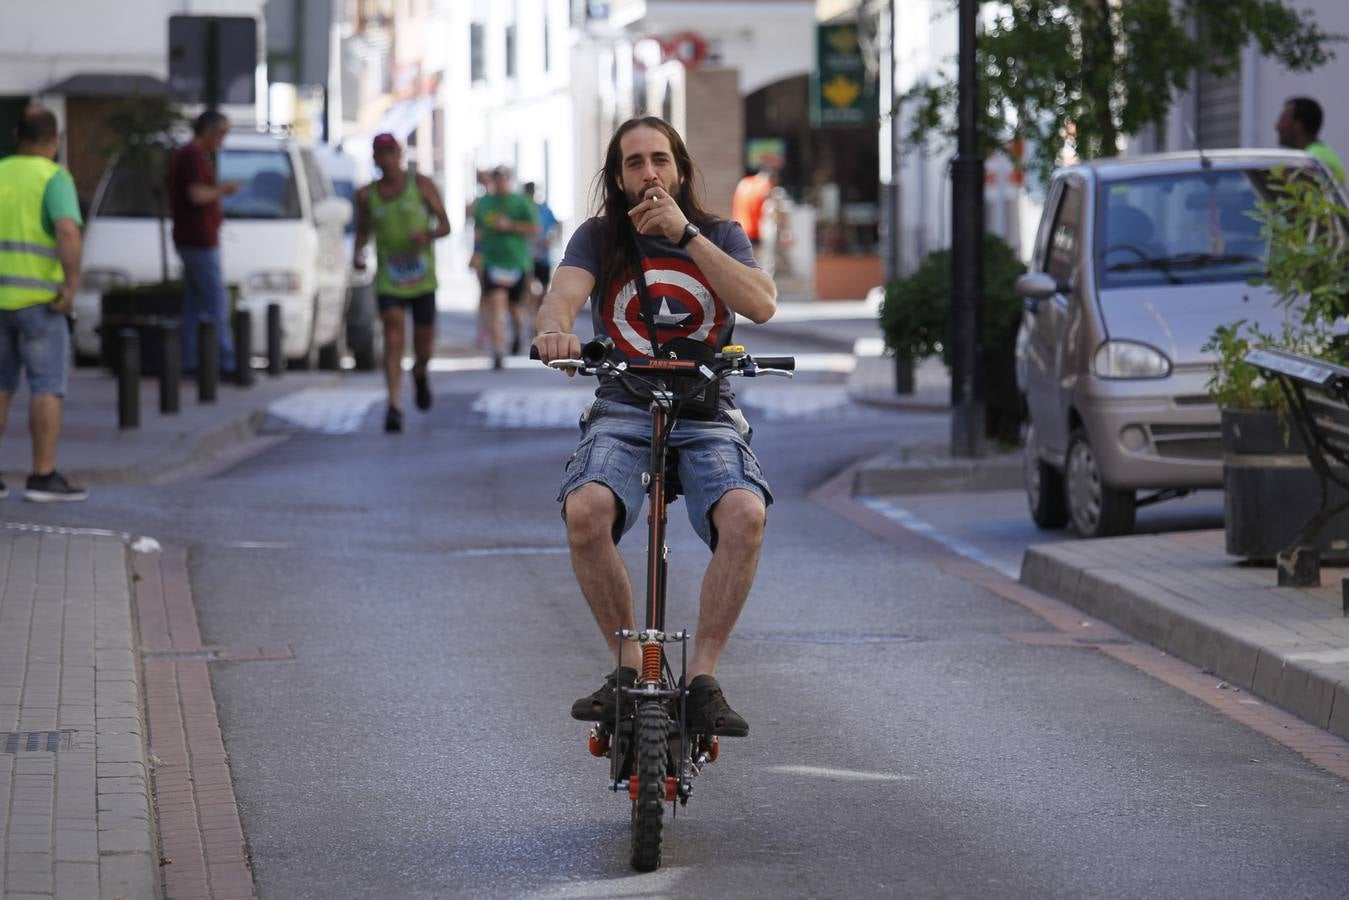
top-left (601, 257), bottom-right (728, 357)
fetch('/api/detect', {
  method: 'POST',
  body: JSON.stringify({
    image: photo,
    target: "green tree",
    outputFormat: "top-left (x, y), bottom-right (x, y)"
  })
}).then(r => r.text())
top-left (905, 0), bottom-right (1339, 182)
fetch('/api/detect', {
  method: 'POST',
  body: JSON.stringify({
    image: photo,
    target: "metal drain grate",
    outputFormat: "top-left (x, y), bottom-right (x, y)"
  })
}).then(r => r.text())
top-left (1, 731), bottom-right (76, 753)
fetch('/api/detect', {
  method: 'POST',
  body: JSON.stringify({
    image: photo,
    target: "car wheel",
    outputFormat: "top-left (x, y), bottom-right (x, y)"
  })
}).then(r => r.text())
top-left (1065, 428), bottom-right (1136, 538)
top-left (317, 327), bottom-right (344, 371)
top-left (1024, 420), bottom-right (1068, 529)
top-left (349, 327), bottom-right (378, 371)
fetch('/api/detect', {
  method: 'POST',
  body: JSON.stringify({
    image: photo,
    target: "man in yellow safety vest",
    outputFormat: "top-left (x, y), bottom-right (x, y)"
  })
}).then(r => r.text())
top-left (0, 106), bottom-right (89, 502)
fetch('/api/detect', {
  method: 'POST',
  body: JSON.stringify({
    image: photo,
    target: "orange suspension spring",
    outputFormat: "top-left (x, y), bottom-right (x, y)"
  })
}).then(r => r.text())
top-left (641, 641), bottom-right (662, 684)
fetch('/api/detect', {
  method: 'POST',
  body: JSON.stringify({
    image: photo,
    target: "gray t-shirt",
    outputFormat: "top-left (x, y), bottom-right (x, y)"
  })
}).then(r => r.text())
top-left (558, 215), bottom-right (759, 410)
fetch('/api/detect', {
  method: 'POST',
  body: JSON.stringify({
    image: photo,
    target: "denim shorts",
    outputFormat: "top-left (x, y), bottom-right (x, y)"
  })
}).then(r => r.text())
top-left (556, 399), bottom-right (773, 549)
top-left (0, 303), bottom-right (69, 396)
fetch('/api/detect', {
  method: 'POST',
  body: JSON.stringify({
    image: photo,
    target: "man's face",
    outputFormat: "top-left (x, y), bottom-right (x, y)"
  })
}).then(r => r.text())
top-left (205, 122), bottom-right (229, 153)
top-left (1276, 104), bottom-right (1302, 148)
top-left (616, 126), bottom-right (681, 207)
top-left (374, 145), bottom-right (401, 175)
top-left (492, 172), bottom-right (511, 194)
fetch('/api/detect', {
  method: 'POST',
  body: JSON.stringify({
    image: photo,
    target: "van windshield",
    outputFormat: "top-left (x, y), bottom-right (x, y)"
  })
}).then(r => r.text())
top-left (1097, 170), bottom-right (1272, 288)
top-left (219, 150), bottom-right (301, 220)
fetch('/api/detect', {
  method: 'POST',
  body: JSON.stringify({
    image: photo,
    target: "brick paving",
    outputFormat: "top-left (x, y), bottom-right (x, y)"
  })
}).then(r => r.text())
top-left (0, 526), bottom-right (157, 900)
top-left (1022, 529), bottom-right (1349, 745)
top-left (135, 548), bottom-right (256, 900)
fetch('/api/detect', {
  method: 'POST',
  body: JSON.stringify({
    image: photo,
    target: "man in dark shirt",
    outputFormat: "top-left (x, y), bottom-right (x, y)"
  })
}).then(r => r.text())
top-left (167, 111), bottom-right (239, 375)
top-left (533, 117), bottom-right (778, 737)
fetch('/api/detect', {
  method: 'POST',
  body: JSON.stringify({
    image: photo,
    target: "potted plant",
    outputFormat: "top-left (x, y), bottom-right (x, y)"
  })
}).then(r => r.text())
top-left (95, 95), bottom-right (184, 374)
top-left (879, 233), bottom-right (1027, 443)
top-left (1208, 168), bottom-right (1349, 560)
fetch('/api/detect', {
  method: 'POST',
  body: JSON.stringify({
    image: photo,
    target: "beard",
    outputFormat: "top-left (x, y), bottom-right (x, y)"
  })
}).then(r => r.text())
top-left (624, 180), bottom-right (679, 209)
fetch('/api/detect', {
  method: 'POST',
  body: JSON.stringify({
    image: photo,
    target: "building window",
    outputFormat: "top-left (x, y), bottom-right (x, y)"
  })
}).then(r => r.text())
top-left (470, 23), bottom-right (485, 83)
top-left (506, 24), bottom-right (517, 79)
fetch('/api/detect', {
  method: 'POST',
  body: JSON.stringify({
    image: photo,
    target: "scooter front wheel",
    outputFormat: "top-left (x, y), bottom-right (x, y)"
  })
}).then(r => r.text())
top-left (629, 701), bottom-right (669, 871)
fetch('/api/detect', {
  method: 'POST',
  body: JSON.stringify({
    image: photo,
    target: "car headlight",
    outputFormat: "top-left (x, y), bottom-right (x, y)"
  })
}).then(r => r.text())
top-left (1093, 341), bottom-right (1171, 379)
top-left (80, 268), bottom-right (131, 292)
top-left (247, 270), bottom-right (302, 293)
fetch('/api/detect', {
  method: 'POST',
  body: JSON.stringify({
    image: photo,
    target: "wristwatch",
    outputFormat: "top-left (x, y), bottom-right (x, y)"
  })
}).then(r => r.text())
top-left (676, 222), bottom-right (701, 248)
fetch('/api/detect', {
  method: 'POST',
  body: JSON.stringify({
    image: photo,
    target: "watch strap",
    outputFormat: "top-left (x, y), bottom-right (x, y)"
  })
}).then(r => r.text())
top-left (676, 223), bottom-right (700, 248)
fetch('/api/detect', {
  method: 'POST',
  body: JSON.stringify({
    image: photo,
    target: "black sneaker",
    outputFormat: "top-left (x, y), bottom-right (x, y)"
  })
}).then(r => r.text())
top-left (0, 477), bottom-right (8, 499)
top-left (24, 471), bottom-right (89, 503)
top-left (510, 333), bottom-right (522, 356)
top-left (571, 666), bottom-right (639, 722)
top-left (384, 406), bottom-right (403, 433)
top-left (492, 353), bottom-right (505, 371)
top-left (684, 674), bottom-right (749, 737)
top-left (414, 371), bottom-right (432, 411)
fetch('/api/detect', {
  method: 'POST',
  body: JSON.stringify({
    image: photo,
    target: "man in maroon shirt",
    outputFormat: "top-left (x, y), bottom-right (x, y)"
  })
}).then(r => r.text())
top-left (166, 111), bottom-right (239, 375)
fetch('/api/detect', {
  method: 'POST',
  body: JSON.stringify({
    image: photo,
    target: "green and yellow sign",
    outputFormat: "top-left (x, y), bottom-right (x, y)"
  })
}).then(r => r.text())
top-left (811, 24), bottom-right (877, 128)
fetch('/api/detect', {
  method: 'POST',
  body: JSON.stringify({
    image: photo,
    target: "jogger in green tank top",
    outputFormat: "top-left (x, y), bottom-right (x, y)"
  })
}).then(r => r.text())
top-left (353, 133), bottom-right (451, 432)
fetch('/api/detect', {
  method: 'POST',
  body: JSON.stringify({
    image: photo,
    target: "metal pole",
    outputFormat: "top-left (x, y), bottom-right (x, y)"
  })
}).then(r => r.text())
top-left (233, 309), bottom-right (253, 387)
top-left (118, 328), bottom-right (140, 430)
top-left (160, 323), bottom-right (180, 414)
top-left (198, 320), bottom-right (218, 404)
top-left (267, 303), bottom-right (284, 376)
top-left (949, 0), bottom-right (985, 458)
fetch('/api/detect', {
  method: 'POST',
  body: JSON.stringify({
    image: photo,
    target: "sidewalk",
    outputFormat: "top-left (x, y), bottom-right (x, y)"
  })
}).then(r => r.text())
top-left (0, 527), bottom-right (158, 899)
top-left (1021, 530), bottom-right (1349, 743)
top-left (0, 364), bottom-right (329, 899)
top-left (0, 368), bottom-right (338, 487)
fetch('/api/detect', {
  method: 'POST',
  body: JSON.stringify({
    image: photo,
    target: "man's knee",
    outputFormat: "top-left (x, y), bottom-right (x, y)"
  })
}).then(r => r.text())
top-left (711, 489), bottom-right (765, 548)
top-left (565, 483), bottom-right (619, 546)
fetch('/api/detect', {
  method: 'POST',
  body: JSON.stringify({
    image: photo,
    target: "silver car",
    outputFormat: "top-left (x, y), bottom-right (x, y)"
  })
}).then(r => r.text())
top-left (1016, 149), bottom-right (1322, 538)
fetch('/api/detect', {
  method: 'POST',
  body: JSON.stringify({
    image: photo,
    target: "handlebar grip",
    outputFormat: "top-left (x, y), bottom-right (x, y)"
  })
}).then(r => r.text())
top-left (754, 356), bottom-right (795, 371)
top-left (529, 346), bottom-right (540, 360)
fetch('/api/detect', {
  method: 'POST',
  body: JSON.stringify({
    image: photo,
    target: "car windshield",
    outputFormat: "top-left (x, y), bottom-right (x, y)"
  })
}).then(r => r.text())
top-left (219, 149), bottom-right (301, 220)
top-left (1097, 169), bottom-right (1273, 288)
top-left (93, 148), bottom-right (170, 219)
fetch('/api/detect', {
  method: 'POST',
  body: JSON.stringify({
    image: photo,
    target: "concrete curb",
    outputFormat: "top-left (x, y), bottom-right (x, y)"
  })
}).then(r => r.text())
top-left (1020, 541), bottom-right (1349, 743)
top-left (81, 409), bottom-right (268, 488)
top-left (852, 450), bottom-right (1023, 496)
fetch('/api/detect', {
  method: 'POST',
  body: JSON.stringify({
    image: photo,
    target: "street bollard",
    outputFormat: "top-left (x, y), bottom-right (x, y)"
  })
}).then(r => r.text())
top-left (267, 303), bottom-right (284, 376)
top-left (199, 320), bottom-right (218, 404)
top-left (118, 328), bottom-right (139, 430)
top-left (234, 309), bottom-right (254, 387)
top-left (160, 322), bottom-right (181, 414)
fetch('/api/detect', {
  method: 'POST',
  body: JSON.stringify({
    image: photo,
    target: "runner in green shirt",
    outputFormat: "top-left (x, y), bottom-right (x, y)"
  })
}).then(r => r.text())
top-left (473, 166), bottom-right (538, 368)
top-left (1276, 96), bottom-right (1346, 184)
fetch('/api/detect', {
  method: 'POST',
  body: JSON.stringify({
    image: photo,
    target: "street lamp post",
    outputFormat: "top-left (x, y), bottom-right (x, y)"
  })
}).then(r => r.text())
top-left (949, 0), bottom-right (985, 457)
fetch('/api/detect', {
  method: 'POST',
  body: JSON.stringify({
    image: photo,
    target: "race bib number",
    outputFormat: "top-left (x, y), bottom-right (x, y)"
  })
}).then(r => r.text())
top-left (387, 251), bottom-right (429, 287)
top-left (487, 266), bottom-right (523, 287)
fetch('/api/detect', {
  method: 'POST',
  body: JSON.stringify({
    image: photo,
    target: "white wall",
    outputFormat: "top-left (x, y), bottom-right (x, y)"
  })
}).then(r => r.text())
top-left (642, 1), bottom-right (815, 96)
top-left (0, 0), bottom-right (266, 93)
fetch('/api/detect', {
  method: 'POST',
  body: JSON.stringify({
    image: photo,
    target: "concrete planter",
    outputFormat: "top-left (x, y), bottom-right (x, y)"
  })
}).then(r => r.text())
top-left (1222, 408), bottom-right (1349, 561)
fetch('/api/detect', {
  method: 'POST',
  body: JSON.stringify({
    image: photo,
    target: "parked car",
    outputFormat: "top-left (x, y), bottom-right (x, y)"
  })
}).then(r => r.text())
top-left (313, 144), bottom-right (379, 370)
top-left (1016, 149), bottom-right (1327, 539)
top-left (74, 131), bottom-right (352, 369)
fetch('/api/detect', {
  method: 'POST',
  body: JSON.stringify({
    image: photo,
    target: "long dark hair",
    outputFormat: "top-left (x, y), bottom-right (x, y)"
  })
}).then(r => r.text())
top-left (593, 116), bottom-right (719, 294)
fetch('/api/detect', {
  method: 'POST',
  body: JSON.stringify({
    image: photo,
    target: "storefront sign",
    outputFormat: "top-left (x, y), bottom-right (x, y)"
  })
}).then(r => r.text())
top-left (811, 24), bottom-right (877, 128)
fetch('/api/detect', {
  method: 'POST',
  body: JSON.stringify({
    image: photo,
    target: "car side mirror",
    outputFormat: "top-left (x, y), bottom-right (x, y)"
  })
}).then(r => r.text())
top-left (1016, 272), bottom-right (1062, 311)
top-left (314, 197), bottom-right (353, 229)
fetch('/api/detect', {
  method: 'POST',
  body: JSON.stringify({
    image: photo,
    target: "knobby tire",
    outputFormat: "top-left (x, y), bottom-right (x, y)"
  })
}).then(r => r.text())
top-left (630, 701), bottom-right (668, 871)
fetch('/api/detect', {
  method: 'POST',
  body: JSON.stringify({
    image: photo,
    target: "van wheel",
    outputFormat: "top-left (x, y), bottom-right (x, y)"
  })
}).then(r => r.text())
top-left (288, 296), bottom-right (320, 370)
top-left (1024, 421), bottom-right (1068, 529)
top-left (1065, 428), bottom-right (1136, 538)
top-left (317, 334), bottom-right (343, 371)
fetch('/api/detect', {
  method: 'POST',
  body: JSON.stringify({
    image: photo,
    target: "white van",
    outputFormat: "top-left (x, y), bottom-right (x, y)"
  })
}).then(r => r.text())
top-left (75, 131), bottom-right (352, 368)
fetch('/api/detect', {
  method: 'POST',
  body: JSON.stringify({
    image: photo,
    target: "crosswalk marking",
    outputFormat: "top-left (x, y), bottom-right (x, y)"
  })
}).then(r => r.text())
top-left (265, 387), bottom-right (385, 434)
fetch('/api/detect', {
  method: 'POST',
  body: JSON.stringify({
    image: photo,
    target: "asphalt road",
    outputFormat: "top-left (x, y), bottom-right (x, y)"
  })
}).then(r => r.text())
top-left (11, 333), bottom-right (1349, 898)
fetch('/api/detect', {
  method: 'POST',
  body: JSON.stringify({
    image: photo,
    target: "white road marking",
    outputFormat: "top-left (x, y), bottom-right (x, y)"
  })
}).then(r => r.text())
top-left (444, 546), bottom-right (570, 557)
top-left (471, 389), bottom-right (592, 428)
top-left (766, 765), bottom-right (913, 782)
top-left (267, 387), bottom-right (385, 434)
top-left (859, 496), bottom-right (1022, 579)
